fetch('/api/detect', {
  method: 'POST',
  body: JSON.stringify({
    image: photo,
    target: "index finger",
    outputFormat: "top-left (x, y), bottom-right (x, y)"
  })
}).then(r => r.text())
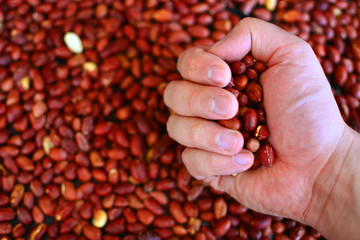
top-left (177, 47), bottom-right (232, 87)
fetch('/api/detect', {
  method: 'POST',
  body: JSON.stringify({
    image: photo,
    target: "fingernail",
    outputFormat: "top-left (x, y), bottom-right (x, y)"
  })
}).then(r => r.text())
top-left (211, 95), bottom-right (230, 116)
top-left (233, 152), bottom-right (251, 166)
top-left (217, 131), bottom-right (238, 151)
top-left (208, 65), bottom-right (224, 84)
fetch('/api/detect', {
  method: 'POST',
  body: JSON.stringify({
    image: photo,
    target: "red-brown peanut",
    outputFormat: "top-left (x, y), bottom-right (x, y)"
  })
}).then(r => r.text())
top-left (1, 0), bottom-right (354, 239)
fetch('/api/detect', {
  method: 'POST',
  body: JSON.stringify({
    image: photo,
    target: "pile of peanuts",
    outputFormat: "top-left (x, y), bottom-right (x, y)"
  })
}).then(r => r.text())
top-left (0, 0), bottom-right (357, 239)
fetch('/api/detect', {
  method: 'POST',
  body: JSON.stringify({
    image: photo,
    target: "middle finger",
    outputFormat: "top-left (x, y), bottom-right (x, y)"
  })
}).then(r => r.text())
top-left (164, 80), bottom-right (239, 120)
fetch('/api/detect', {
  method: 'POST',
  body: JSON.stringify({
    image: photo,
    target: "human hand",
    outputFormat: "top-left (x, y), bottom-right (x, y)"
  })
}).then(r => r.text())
top-left (164, 17), bottom-right (348, 225)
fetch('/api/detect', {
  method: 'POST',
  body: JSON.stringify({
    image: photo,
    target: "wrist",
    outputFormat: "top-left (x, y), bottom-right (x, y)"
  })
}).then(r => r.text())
top-left (305, 126), bottom-right (360, 239)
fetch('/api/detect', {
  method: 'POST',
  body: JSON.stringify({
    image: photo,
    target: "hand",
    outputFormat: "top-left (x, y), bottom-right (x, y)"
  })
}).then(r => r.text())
top-left (164, 17), bottom-right (347, 224)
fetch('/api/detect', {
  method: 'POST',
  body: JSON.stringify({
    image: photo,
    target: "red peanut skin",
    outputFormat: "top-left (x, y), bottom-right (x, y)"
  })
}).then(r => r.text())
top-left (243, 108), bottom-right (258, 132)
top-left (258, 143), bottom-right (274, 167)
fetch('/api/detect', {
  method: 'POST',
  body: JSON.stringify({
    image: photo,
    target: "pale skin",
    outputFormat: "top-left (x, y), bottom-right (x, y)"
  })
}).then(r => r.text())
top-left (164, 18), bottom-right (360, 239)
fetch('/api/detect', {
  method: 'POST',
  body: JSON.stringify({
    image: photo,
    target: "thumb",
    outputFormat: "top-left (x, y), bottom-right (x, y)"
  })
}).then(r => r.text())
top-left (208, 17), bottom-right (313, 67)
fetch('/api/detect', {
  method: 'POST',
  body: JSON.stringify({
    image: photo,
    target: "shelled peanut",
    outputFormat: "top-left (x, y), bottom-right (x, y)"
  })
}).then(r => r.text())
top-left (218, 54), bottom-right (274, 168)
top-left (1, 0), bottom-right (356, 239)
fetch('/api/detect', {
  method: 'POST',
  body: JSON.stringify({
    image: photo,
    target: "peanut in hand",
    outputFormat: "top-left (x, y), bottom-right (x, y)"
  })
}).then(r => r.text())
top-left (218, 55), bottom-right (275, 168)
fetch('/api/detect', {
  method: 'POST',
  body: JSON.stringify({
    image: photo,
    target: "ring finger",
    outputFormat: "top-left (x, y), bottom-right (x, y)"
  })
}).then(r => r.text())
top-left (167, 114), bottom-right (244, 155)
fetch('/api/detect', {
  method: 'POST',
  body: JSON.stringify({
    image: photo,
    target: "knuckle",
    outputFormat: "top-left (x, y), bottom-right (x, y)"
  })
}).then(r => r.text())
top-left (166, 115), bottom-right (177, 139)
top-left (205, 153), bottom-right (218, 175)
top-left (300, 42), bottom-right (314, 56)
top-left (181, 148), bottom-right (192, 170)
top-left (188, 46), bottom-right (203, 56)
top-left (188, 119), bottom-right (203, 145)
top-left (238, 17), bottom-right (255, 28)
top-left (177, 50), bottom-right (189, 73)
top-left (291, 41), bottom-right (314, 59)
top-left (186, 57), bottom-right (199, 77)
top-left (178, 50), bottom-right (186, 64)
top-left (182, 148), bottom-right (209, 179)
top-left (179, 47), bottom-right (200, 77)
top-left (163, 81), bottom-right (175, 107)
top-left (294, 39), bottom-right (311, 51)
top-left (187, 88), bottom-right (199, 115)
